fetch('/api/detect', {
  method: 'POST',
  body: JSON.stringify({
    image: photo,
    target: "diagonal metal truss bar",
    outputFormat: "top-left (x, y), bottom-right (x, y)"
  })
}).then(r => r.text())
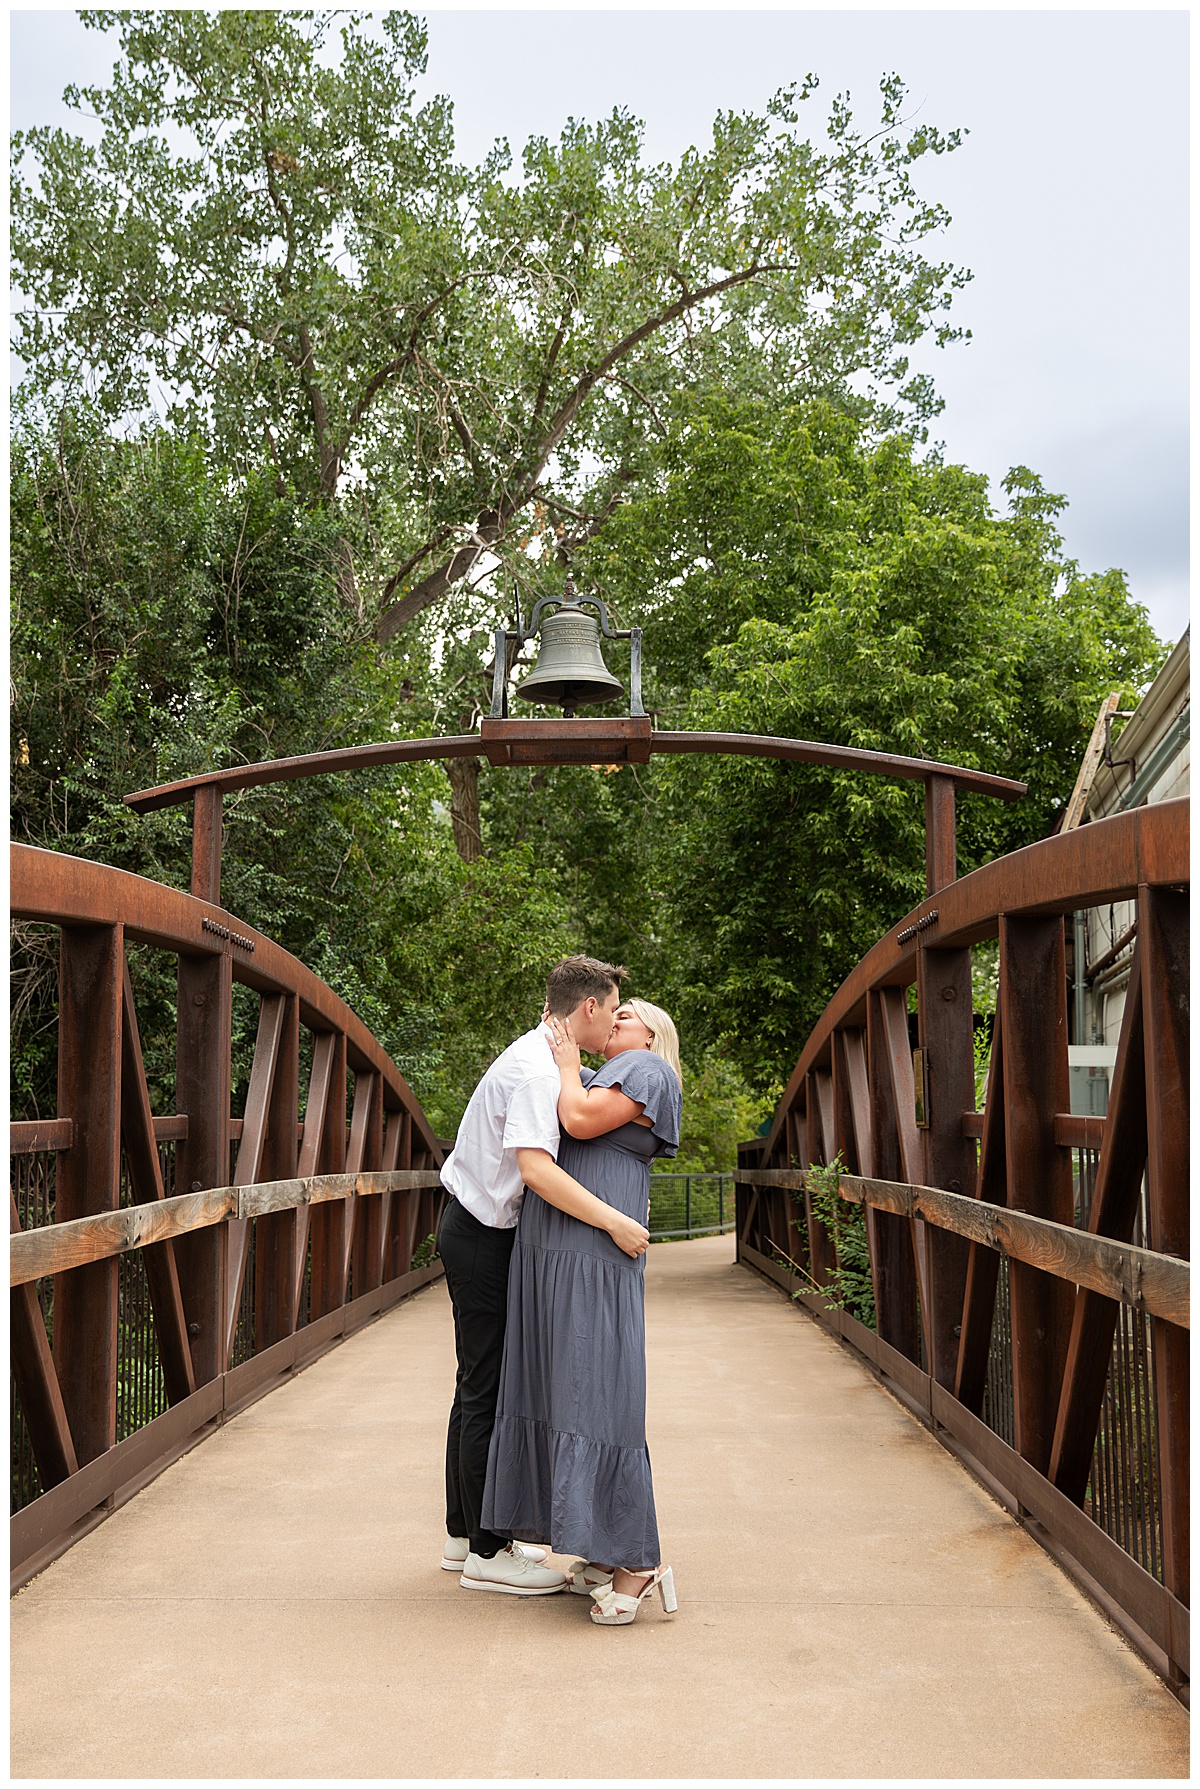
top-left (224, 992), bottom-right (286, 1365)
top-left (840, 1029), bottom-right (873, 1176)
top-left (866, 989), bottom-right (920, 1360)
top-left (120, 959), bottom-right (196, 1402)
top-left (1049, 947), bottom-right (1148, 1502)
top-left (878, 986), bottom-right (930, 1340)
top-left (339, 1069), bottom-right (380, 1296)
top-left (10, 1190), bottom-right (79, 1488)
top-left (291, 1029), bottom-right (337, 1328)
top-left (955, 1009), bottom-right (1006, 1413)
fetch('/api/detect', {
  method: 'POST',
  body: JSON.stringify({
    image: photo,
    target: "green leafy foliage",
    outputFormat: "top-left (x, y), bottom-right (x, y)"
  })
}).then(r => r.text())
top-left (13, 11), bottom-right (972, 648)
top-left (792, 1153), bottom-right (876, 1330)
top-left (973, 1020), bottom-right (994, 1111)
top-left (674, 1052), bottom-right (775, 1173)
top-left (411, 1233), bottom-right (439, 1270)
top-left (577, 398), bottom-right (1163, 1085)
top-left (8, 413), bottom-right (576, 1131)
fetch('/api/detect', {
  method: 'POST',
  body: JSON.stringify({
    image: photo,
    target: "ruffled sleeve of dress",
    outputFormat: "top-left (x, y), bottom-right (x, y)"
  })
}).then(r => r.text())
top-left (589, 1051), bottom-right (682, 1157)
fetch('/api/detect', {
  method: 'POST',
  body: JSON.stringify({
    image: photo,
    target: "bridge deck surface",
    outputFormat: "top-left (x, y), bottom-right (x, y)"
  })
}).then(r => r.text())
top-left (11, 1235), bottom-right (1187, 1778)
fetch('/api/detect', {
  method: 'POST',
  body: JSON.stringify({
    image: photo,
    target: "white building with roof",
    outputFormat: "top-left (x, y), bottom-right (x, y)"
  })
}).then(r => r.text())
top-left (1063, 629), bottom-right (1189, 1112)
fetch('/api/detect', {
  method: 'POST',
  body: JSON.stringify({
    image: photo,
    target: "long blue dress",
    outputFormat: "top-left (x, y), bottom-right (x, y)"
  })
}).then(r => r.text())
top-left (481, 1050), bottom-right (682, 1571)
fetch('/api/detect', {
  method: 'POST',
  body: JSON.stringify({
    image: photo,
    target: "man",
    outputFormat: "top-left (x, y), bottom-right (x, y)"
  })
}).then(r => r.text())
top-left (436, 955), bottom-right (651, 1595)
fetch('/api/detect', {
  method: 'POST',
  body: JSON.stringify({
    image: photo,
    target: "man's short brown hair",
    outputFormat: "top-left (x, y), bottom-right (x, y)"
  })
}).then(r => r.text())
top-left (545, 955), bottom-right (628, 1017)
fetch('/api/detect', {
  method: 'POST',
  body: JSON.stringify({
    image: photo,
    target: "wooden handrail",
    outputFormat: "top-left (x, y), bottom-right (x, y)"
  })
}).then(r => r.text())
top-left (10, 1171), bottom-right (446, 1287)
top-left (735, 1169), bottom-right (1188, 1329)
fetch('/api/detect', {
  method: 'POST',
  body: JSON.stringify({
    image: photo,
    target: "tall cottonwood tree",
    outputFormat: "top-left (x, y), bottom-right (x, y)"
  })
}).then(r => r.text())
top-left (13, 8), bottom-right (970, 649)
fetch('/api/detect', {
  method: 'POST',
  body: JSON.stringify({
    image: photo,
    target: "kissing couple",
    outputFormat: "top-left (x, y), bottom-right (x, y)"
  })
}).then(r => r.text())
top-left (435, 955), bottom-right (682, 1627)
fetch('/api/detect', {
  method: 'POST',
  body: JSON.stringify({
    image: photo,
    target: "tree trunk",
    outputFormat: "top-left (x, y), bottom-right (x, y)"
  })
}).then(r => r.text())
top-left (376, 509), bottom-right (503, 644)
top-left (445, 757), bottom-right (482, 863)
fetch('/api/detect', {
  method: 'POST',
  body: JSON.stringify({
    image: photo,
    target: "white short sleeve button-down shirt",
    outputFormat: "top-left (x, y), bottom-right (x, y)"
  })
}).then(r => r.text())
top-left (440, 1025), bottom-right (561, 1229)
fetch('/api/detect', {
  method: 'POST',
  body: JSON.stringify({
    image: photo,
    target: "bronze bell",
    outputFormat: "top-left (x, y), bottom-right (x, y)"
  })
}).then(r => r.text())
top-left (515, 582), bottom-right (625, 718)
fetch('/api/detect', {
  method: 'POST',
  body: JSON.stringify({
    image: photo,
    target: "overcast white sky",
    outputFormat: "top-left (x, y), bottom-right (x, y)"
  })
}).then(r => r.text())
top-left (9, 6), bottom-right (1190, 645)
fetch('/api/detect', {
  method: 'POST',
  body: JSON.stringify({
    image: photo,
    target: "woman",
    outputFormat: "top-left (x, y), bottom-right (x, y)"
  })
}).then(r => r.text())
top-left (481, 998), bottom-right (683, 1626)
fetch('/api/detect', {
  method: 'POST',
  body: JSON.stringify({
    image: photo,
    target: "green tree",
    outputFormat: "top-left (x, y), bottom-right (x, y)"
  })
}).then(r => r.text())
top-left (480, 398), bottom-right (1162, 1090)
top-left (13, 10), bottom-right (969, 648)
top-left (9, 412), bottom-right (578, 1130)
top-left (673, 1053), bottom-right (774, 1173)
top-left (13, 20), bottom-right (1163, 1136)
top-left (574, 398), bottom-right (1162, 1084)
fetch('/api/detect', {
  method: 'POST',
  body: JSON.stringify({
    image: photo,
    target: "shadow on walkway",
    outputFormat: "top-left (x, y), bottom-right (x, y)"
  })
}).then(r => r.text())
top-left (10, 1236), bottom-right (1188, 1778)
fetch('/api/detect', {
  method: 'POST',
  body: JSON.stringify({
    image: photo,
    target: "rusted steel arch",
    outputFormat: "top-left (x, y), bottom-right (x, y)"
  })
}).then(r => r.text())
top-left (123, 734), bottom-right (485, 811)
top-left (123, 719), bottom-right (1028, 811)
top-left (761, 796), bottom-right (1190, 1159)
top-left (10, 844), bottom-right (440, 1157)
top-left (738, 795), bottom-right (1189, 1688)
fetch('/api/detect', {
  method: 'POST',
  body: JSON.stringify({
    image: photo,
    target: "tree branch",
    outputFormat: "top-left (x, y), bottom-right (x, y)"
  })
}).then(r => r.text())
top-left (413, 349), bottom-right (485, 487)
top-left (554, 482), bottom-right (631, 562)
top-left (374, 261), bottom-right (782, 641)
top-left (260, 92), bottom-right (298, 296)
top-left (341, 274), bottom-right (473, 440)
top-left (531, 291), bottom-right (575, 427)
top-left (603, 372), bottom-right (669, 436)
top-left (378, 521), bottom-right (460, 604)
top-left (296, 322), bottom-right (339, 496)
top-left (377, 510), bottom-right (505, 642)
top-left (522, 262), bottom-right (776, 498)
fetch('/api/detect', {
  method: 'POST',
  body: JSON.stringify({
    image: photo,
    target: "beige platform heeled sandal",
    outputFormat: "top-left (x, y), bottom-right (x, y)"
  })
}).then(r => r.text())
top-left (589, 1564), bottom-right (677, 1626)
top-left (567, 1559), bottom-right (614, 1598)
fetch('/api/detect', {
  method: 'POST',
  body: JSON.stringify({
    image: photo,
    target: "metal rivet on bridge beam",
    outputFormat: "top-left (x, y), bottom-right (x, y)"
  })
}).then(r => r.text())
top-left (941, 986), bottom-right (957, 1000)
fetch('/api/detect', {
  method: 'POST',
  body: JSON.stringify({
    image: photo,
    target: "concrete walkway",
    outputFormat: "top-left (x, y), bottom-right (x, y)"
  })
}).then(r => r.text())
top-left (11, 1236), bottom-right (1188, 1778)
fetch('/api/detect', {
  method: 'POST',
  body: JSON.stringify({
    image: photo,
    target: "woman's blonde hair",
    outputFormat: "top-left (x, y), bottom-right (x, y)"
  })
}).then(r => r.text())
top-left (626, 998), bottom-right (682, 1086)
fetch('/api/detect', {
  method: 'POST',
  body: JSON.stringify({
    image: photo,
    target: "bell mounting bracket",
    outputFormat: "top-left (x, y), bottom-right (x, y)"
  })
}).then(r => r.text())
top-left (489, 576), bottom-right (644, 719)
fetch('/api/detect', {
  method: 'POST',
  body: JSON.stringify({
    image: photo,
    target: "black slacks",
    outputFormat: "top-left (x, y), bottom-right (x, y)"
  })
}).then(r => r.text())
top-left (437, 1195), bottom-right (515, 1557)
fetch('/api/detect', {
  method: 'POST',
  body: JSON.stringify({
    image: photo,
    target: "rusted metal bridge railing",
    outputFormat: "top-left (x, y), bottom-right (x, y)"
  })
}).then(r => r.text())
top-left (9, 843), bottom-right (448, 1589)
top-left (736, 796), bottom-right (1189, 1692)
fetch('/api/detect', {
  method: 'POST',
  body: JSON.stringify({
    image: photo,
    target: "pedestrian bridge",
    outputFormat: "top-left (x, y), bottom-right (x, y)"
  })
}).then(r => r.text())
top-left (10, 1235), bottom-right (1187, 1778)
top-left (9, 732), bottom-right (1190, 1773)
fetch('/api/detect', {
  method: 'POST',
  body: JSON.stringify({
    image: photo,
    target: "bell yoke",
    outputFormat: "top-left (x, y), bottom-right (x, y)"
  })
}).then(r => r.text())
top-left (493, 577), bottom-right (643, 720)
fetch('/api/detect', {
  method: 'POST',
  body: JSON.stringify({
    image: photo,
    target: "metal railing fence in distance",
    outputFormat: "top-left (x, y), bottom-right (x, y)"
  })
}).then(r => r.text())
top-left (1087, 1301), bottom-right (1162, 1583)
top-left (648, 1173), bottom-right (735, 1240)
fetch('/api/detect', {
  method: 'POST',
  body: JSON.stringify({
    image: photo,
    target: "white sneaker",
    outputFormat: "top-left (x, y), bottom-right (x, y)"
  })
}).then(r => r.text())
top-left (460, 1544), bottom-right (567, 1596)
top-left (441, 1535), bottom-right (548, 1571)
